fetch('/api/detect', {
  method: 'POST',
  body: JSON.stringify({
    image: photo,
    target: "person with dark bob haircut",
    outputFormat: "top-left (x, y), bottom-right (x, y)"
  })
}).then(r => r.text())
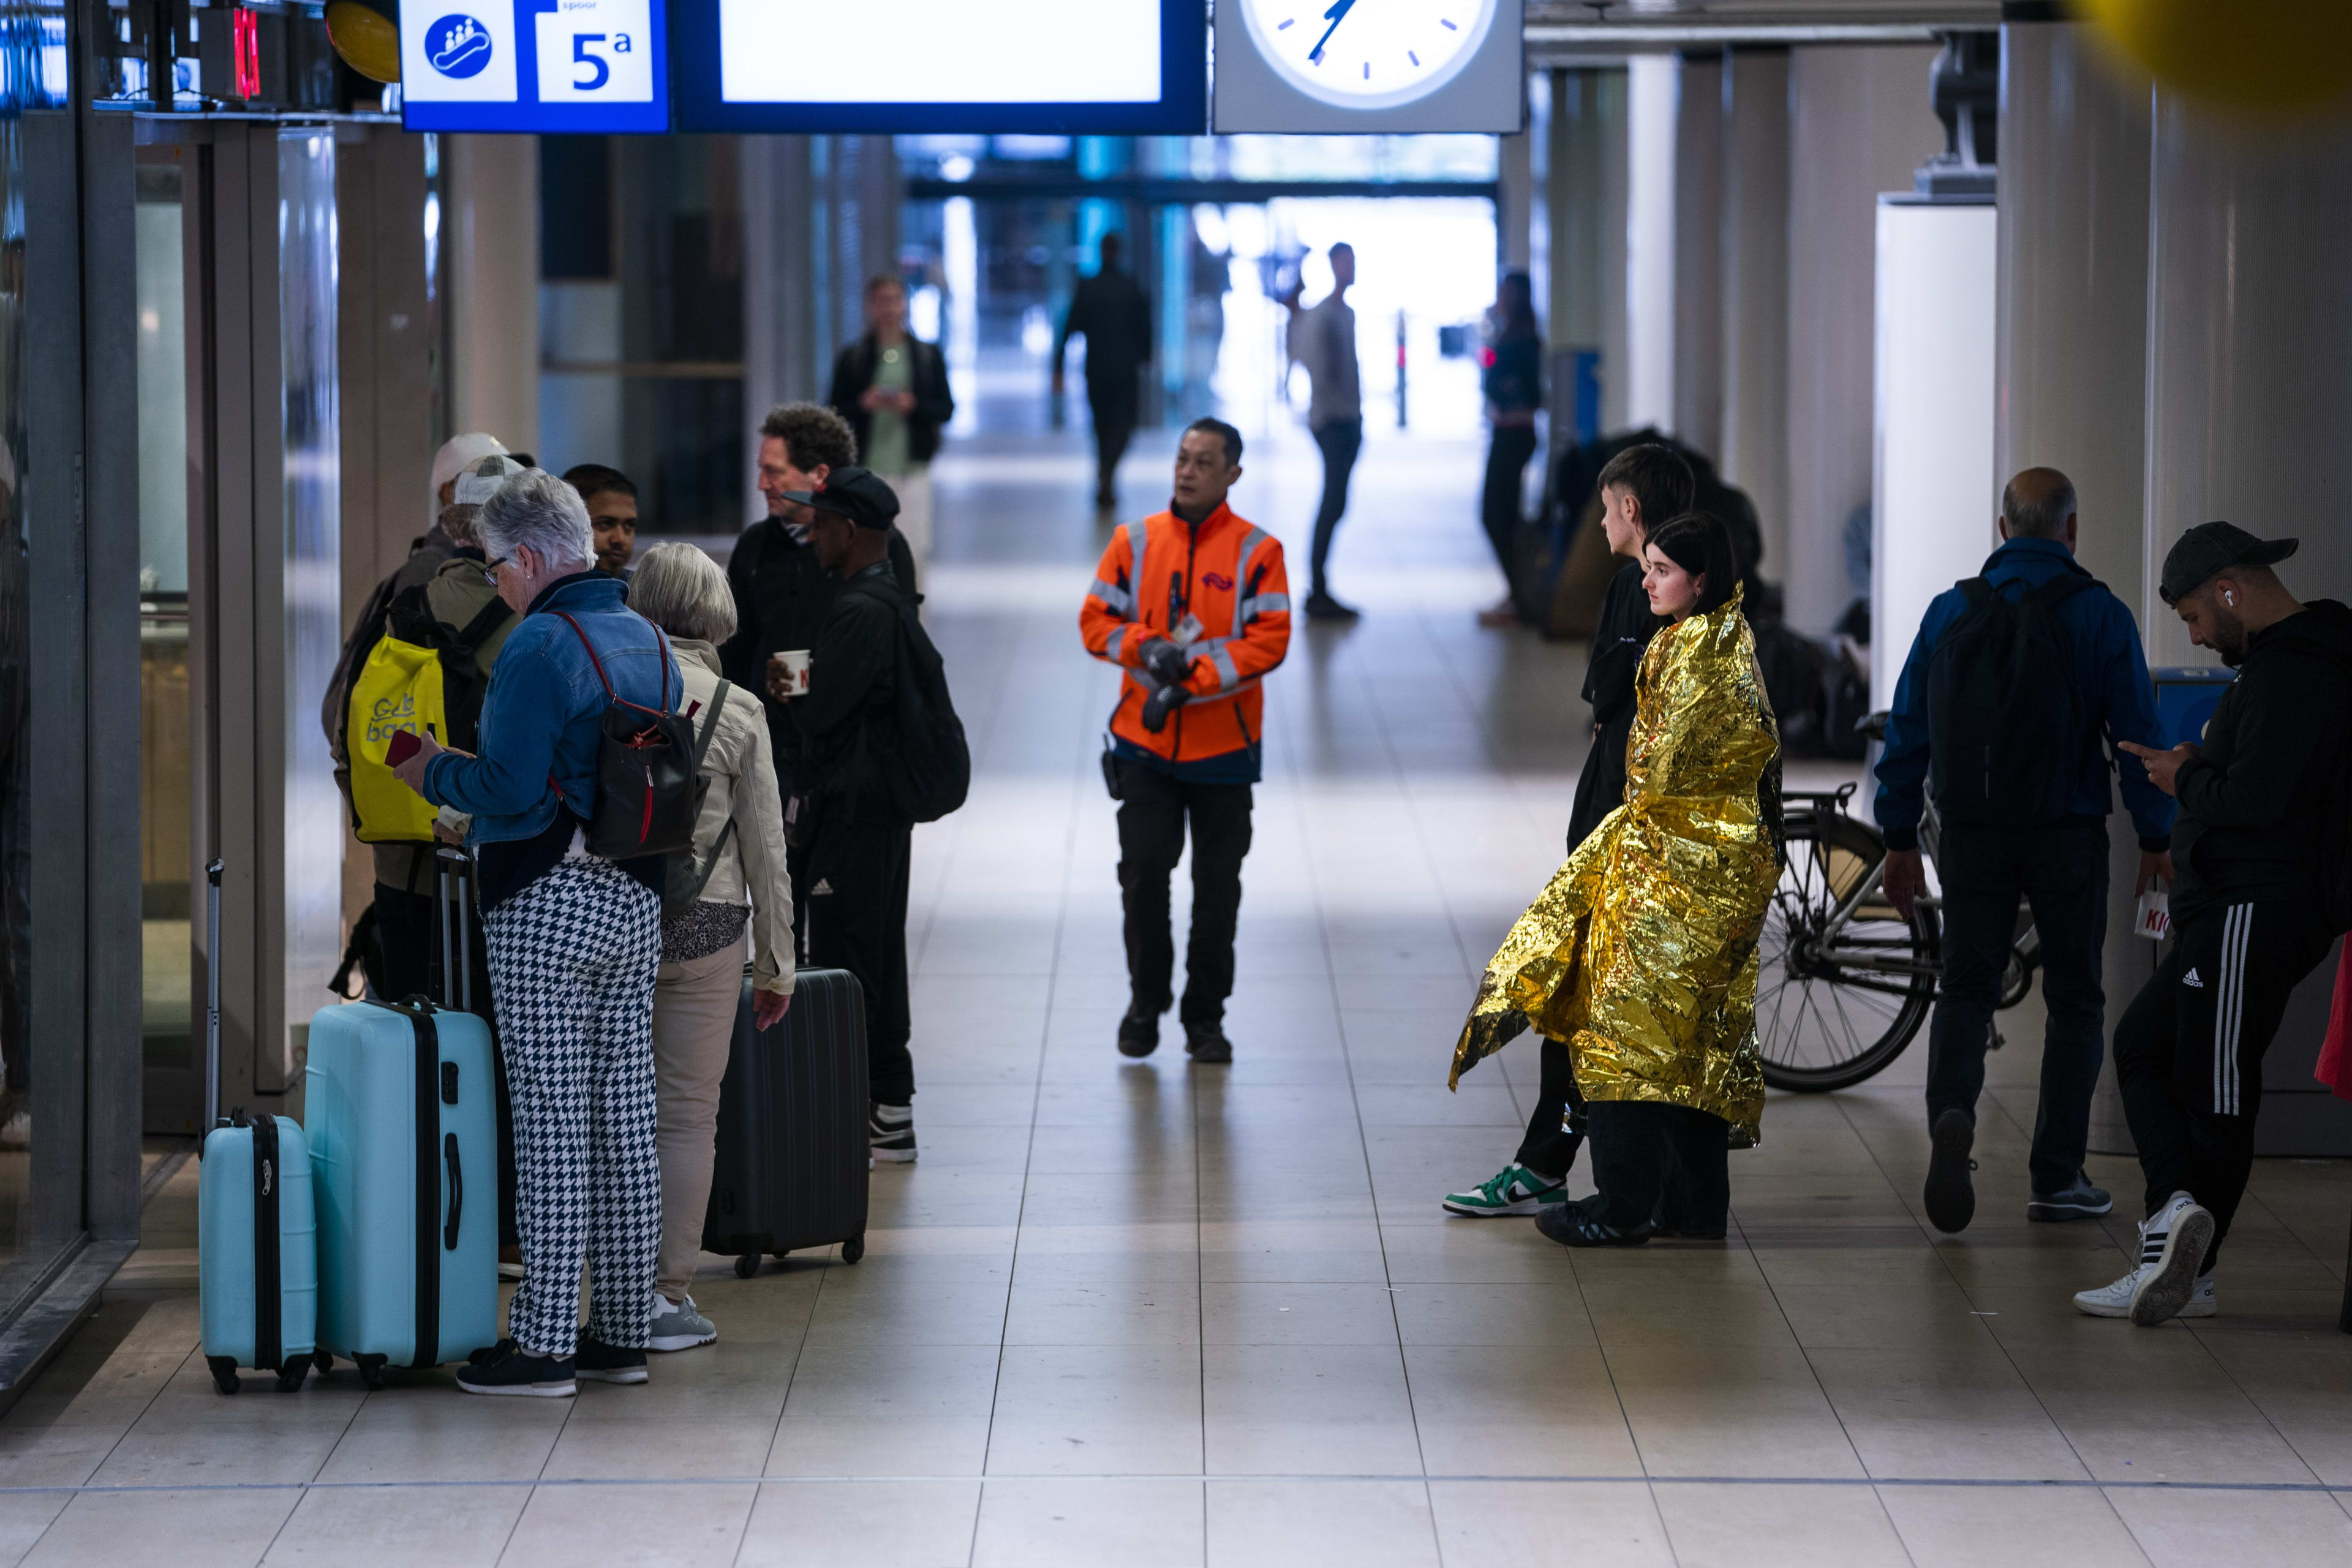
top-left (1640, 511), bottom-right (1741, 619)
top-left (1447, 505), bottom-right (1781, 1248)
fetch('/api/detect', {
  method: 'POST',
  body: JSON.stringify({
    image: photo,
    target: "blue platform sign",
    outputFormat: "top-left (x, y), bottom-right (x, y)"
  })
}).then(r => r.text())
top-left (402, 0), bottom-right (669, 133)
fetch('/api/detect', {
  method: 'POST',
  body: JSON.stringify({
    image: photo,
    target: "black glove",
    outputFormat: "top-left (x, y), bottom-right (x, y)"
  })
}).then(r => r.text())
top-left (1141, 638), bottom-right (1194, 687)
top-left (1140, 682), bottom-right (1192, 734)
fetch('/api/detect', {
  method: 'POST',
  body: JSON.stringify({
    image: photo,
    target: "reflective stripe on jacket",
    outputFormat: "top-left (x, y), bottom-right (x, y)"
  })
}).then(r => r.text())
top-left (1079, 502), bottom-right (1292, 768)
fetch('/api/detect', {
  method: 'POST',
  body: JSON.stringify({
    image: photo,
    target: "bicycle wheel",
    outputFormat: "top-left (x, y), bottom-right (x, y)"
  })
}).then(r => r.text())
top-left (1756, 812), bottom-right (1938, 1091)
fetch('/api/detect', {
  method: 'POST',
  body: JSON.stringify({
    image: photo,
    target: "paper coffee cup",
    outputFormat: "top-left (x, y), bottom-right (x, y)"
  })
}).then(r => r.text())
top-left (772, 649), bottom-right (812, 696)
top-left (2134, 886), bottom-right (2171, 942)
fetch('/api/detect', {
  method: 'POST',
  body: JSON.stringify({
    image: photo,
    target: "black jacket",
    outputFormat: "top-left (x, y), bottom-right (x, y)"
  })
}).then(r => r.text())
top-left (788, 560), bottom-right (906, 813)
top-left (1566, 561), bottom-right (1659, 852)
top-left (2169, 598), bottom-right (2352, 921)
top-left (828, 334), bottom-right (956, 466)
top-left (1054, 267), bottom-right (1153, 385)
top-left (720, 516), bottom-right (918, 791)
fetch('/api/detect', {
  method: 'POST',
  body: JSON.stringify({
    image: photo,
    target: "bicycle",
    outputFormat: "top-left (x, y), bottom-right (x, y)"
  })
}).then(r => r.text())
top-left (1755, 716), bottom-right (2041, 1093)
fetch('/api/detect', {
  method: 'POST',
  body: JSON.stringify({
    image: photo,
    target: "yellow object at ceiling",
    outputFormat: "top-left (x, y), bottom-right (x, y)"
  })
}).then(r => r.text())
top-left (325, 0), bottom-right (401, 85)
top-left (2080, 0), bottom-right (2352, 111)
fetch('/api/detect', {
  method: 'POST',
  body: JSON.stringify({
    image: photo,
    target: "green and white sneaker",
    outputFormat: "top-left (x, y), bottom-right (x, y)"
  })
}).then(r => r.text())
top-left (1442, 1162), bottom-right (1567, 1218)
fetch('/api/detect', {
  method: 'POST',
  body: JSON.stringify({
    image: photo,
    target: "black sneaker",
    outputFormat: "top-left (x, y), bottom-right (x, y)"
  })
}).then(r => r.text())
top-left (455, 1339), bottom-right (575, 1398)
top-left (1534, 1196), bottom-right (1653, 1248)
top-left (1184, 1026), bottom-right (1232, 1065)
top-left (1305, 591), bottom-right (1360, 622)
top-left (1118, 1006), bottom-right (1160, 1058)
top-left (870, 1101), bottom-right (917, 1163)
top-left (575, 1337), bottom-right (649, 1385)
top-left (1923, 1108), bottom-right (1978, 1234)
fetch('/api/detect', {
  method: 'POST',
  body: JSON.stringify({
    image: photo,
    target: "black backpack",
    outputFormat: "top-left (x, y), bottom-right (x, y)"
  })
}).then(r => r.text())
top-left (1926, 573), bottom-right (2095, 829)
top-left (552, 612), bottom-right (700, 861)
top-left (839, 579), bottom-right (969, 824)
top-left (380, 586), bottom-right (512, 751)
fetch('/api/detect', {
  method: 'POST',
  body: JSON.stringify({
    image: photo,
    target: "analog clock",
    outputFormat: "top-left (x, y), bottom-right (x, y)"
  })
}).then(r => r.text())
top-left (1236, 0), bottom-right (1501, 110)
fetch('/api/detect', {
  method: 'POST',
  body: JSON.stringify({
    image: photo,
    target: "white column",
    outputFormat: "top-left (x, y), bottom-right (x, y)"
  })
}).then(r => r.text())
top-left (446, 134), bottom-right (541, 456)
top-left (1721, 47), bottom-right (1791, 579)
top-left (1624, 54), bottom-right (1677, 432)
top-left (1672, 50), bottom-right (1724, 457)
top-left (1784, 45), bottom-right (1942, 634)
top-left (1499, 124), bottom-right (1534, 272)
top-left (1546, 67), bottom-right (1627, 444)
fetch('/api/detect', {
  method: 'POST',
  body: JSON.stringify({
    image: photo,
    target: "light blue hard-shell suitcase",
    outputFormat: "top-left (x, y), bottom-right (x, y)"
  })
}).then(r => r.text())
top-left (307, 853), bottom-right (500, 1386)
top-left (195, 856), bottom-right (318, 1395)
top-left (197, 1111), bottom-right (319, 1394)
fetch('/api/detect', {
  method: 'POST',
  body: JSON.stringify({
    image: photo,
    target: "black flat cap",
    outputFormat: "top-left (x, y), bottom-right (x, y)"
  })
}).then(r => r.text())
top-left (2159, 521), bottom-right (2298, 605)
top-left (780, 466), bottom-right (900, 531)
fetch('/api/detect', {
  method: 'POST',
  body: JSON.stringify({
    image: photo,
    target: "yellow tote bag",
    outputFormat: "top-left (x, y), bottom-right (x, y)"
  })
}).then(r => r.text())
top-left (347, 633), bottom-right (445, 843)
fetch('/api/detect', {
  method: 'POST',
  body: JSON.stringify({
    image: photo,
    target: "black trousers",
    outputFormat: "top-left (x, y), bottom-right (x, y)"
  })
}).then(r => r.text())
top-left (1115, 758), bottom-right (1253, 1028)
top-left (1310, 420), bottom-right (1363, 597)
top-left (374, 880), bottom-right (519, 1248)
top-left (1512, 1037), bottom-right (1587, 1180)
top-left (1088, 375), bottom-right (1140, 503)
top-left (2116, 896), bottom-right (2333, 1268)
top-left (805, 809), bottom-right (916, 1104)
top-left (1479, 425), bottom-right (1539, 583)
top-left (1925, 818), bottom-right (2110, 1194)
top-left (1586, 1100), bottom-right (1731, 1234)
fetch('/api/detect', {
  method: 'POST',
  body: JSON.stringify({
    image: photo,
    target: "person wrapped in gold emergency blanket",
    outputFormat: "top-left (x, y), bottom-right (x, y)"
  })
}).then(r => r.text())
top-left (1450, 513), bottom-right (1781, 1246)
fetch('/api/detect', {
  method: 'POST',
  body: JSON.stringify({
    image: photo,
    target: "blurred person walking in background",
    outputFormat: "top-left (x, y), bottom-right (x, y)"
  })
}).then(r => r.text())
top-left (1476, 271), bottom-right (1543, 628)
top-left (831, 274), bottom-right (954, 576)
top-left (1054, 232), bottom-right (1154, 518)
top-left (628, 543), bottom-right (797, 1354)
top-left (1283, 241), bottom-right (1363, 621)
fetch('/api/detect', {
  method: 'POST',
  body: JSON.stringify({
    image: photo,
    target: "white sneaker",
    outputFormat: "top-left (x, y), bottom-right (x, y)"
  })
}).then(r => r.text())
top-left (2070, 1191), bottom-right (2216, 1325)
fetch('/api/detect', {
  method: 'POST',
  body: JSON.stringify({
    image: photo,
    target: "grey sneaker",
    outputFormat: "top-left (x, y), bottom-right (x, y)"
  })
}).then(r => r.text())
top-left (870, 1101), bottom-right (917, 1163)
top-left (647, 1293), bottom-right (717, 1353)
top-left (2028, 1172), bottom-right (2114, 1223)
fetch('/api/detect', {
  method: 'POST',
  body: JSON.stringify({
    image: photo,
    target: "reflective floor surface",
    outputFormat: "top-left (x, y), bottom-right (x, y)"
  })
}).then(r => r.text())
top-left (6, 424), bottom-right (2352, 1566)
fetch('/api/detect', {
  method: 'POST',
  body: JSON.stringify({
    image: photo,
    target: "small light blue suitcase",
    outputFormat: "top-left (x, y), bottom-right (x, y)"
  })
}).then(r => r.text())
top-left (197, 1111), bottom-right (319, 1394)
top-left (307, 852), bottom-right (500, 1387)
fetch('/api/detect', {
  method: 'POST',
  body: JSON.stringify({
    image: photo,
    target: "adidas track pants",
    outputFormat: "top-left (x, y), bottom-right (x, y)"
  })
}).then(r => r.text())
top-left (2114, 897), bottom-right (2332, 1268)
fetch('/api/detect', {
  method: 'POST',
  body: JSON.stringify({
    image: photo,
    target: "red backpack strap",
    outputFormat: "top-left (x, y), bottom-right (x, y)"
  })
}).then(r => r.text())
top-left (551, 611), bottom-right (617, 699)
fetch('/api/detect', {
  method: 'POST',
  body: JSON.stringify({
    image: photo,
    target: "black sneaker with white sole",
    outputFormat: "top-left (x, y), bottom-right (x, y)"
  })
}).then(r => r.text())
top-left (575, 1337), bottom-right (649, 1385)
top-left (2027, 1171), bottom-right (2114, 1223)
top-left (1923, 1107), bottom-right (1977, 1234)
top-left (870, 1101), bottom-right (917, 1163)
top-left (455, 1340), bottom-right (576, 1398)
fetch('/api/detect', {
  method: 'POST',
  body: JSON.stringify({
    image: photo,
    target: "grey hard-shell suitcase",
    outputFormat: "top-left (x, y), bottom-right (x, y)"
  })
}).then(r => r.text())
top-left (702, 967), bottom-right (870, 1275)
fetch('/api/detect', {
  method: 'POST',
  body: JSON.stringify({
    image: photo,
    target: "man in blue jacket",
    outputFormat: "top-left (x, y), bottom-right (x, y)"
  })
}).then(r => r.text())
top-left (1877, 468), bottom-right (2174, 1234)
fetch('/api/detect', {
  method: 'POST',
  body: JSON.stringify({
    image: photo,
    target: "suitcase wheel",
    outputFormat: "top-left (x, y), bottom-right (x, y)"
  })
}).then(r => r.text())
top-left (314, 1351), bottom-right (334, 1377)
top-left (842, 1233), bottom-right (865, 1265)
top-left (206, 1356), bottom-right (240, 1396)
top-left (275, 1355), bottom-right (310, 1394)
top-left (355, 1354), bottom-right (390, 1391)
top-left (771, 1250), bottom-right (790, 1261)
top-left (735, 1253), bottom-right (761, 1280)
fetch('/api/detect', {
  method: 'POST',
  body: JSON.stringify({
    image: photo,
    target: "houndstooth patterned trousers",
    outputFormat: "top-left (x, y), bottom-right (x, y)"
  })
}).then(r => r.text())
top-left (484, 858), bottom-right (663, 1358)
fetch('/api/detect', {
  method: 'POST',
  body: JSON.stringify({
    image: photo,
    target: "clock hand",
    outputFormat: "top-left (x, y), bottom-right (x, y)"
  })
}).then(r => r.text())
top-left (1307, 0), bottom-right (1359, 64)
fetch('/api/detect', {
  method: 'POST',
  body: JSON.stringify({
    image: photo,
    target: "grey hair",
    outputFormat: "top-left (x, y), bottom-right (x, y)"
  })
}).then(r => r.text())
top-left (627, 542), bottom-right (739, 644)
top-left (438, 502), bottom-right (483, 547)
top-left (2001, 470), bottom-right (2078, 540)
top-left (479, 469), bottom-right (594, 570)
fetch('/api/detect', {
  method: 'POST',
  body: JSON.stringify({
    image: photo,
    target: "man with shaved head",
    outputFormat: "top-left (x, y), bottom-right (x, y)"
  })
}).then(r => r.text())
top-left (1876, 466), bottom-right (2175, 1234)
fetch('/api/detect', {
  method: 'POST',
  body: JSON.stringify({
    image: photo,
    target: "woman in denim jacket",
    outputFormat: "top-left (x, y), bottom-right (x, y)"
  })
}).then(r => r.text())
top-left (393, 467), bottom-right (680, 1398)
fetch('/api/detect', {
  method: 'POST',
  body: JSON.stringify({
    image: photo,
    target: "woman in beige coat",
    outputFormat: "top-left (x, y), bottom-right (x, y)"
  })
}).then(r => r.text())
top-left (628, 543), bottom-right (797, 1351)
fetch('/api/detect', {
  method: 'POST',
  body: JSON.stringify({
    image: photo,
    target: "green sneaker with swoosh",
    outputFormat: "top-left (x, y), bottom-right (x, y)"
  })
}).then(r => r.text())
top-left (1441, 1162), bottom-right (1568, 1218)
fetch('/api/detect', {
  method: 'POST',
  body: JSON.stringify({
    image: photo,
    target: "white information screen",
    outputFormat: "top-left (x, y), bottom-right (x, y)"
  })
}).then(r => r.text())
top-left (717, 0), bottom-right (1162, 104)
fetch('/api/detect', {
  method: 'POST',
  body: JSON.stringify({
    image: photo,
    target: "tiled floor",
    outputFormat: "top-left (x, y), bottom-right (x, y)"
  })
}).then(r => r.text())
top-left (7, 424), bottom-right (2352, 1565)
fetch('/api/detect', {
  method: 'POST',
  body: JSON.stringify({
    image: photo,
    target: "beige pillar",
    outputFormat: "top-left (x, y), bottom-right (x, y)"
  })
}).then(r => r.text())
top-left (1721, 47), bottom-right (1791, 581)
top-left (1672, 51), bottom-right (1724, 458)
top-left (446, 134), bottom-right (541, 458)
top-left (1546, 67), bottom-right (1627, 440)
top-left (1499, 126), bottom-right (1534, 273)
top-left (1784, 45), bottom-right (1943, 634)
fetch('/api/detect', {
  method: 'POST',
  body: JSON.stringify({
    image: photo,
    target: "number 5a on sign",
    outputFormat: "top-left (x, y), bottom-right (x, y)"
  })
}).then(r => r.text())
top-left (536, 0), bottom-right (653, 101)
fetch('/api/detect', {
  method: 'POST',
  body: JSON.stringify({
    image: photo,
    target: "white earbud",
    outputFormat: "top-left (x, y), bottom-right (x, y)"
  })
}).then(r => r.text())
top-left (2225, 589), bottom-right (2236, 606)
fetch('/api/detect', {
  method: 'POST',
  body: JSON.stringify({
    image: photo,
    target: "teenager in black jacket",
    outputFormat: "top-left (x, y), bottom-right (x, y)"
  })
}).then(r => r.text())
top-left (2081, 522), bottom-right (2352, 1329)
top-left (828, 276), bottom-right (954, 574)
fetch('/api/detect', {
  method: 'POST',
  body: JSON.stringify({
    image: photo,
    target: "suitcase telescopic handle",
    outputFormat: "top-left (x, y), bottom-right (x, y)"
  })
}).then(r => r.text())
top-left (443, 1132), bottom-right (462, 1250)
top-left (203, 858), bottom-right (223, 1145)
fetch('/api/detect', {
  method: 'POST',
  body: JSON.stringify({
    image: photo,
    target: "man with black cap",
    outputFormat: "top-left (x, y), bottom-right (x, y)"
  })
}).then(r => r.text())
top-left (771, 466), bottom-right (925, 1161)
top-left (2073, 522), bottom-right (2352, 1328)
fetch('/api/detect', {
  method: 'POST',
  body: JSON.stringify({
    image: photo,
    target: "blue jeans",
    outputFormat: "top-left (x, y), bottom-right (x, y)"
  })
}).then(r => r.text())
top-left (1924, 818), bottom-right (2109, 1194)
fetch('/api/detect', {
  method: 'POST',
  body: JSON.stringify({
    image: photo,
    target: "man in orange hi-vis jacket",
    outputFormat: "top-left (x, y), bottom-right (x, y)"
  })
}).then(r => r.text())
top-left (1080, 418), bottom-right (1292, 1064)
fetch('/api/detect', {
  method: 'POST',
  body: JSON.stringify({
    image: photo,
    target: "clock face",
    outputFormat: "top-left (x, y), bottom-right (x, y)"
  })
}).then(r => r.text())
top-left (1238, 0), bottom-right (1499, 110)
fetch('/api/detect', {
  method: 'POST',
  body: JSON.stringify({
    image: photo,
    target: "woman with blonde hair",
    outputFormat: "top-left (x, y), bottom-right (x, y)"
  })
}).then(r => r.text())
top-left (1449, 511), bottom-right (1781, 1246)
top-left (628, 542), bottom-right (797, 1347)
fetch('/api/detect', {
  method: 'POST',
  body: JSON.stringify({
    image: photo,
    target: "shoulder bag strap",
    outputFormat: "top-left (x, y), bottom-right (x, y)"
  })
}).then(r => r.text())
top-left (1958, 578), bottom-right (1994, 611)
top-left (454, 595), bottom-right (513, 650)
top-left (691, 679), bottom-right (733, 772)
top-left (551, 611), bottom-right (616, 699)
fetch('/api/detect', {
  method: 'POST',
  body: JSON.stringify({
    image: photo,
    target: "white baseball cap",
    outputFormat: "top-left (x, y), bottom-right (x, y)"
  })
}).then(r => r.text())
top-left (431, 432), bottom-right (508, 502)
